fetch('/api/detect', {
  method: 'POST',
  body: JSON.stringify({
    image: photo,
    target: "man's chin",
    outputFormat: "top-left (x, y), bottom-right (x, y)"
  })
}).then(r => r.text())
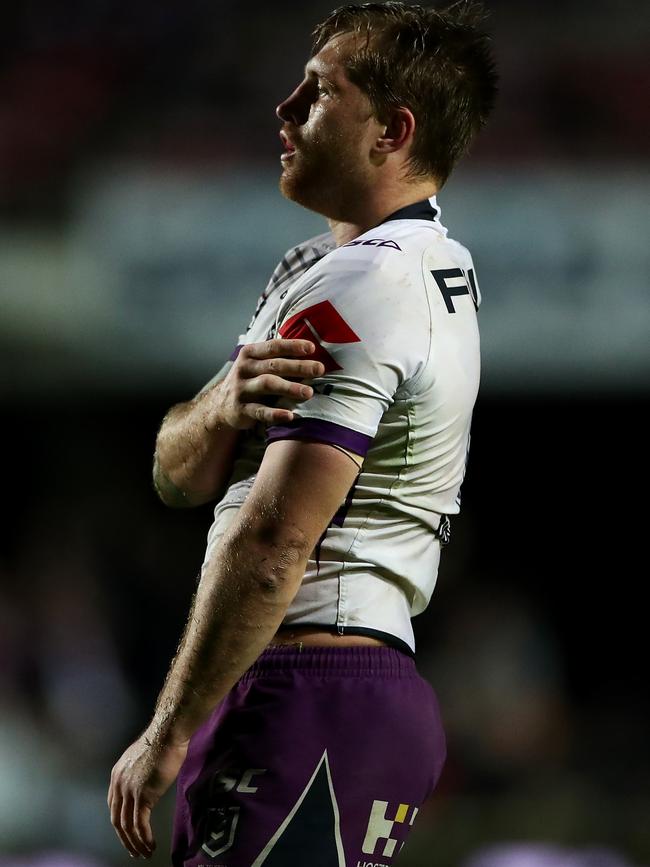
top-left (279, 170), bottom-right (317, 210)
top-left (278, 158), bottom-right (345, 221)
top-left (278, 171), bottom-right (296, 202)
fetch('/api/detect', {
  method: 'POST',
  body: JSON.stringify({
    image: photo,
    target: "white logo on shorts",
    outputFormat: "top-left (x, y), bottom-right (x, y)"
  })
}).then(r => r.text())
top-left (202, 806), bottom-right (240, 858)
top-left (201, 768), bottom-right (267, 857)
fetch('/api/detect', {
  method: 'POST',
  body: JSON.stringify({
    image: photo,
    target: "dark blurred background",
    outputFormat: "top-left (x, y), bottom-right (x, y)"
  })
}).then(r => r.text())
top-left (1, 2), bottom-right (648, 866)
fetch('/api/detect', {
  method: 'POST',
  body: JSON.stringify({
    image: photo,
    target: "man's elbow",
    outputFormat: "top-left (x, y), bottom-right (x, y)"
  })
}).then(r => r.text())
top-left (254, 530), bottom-right (311, 592)
top-left (154, 486), bottom-right (210, 509)
top-left (225, 521), bottom-right (312, 591)
top-left (152, 460), bottom-right (215, 509)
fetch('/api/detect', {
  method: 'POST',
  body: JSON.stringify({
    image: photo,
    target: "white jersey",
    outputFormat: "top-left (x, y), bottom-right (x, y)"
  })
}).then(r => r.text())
top-left (202, 197), bottom-right (481, 654)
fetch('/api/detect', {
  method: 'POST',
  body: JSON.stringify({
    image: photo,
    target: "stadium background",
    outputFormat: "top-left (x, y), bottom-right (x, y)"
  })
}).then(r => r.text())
top-left (0, 1), bottom-right (648, 865)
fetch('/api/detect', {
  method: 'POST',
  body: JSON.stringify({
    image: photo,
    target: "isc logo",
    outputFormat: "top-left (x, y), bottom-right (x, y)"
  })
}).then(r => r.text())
top-left (279, 300), bottom-right (360, 373)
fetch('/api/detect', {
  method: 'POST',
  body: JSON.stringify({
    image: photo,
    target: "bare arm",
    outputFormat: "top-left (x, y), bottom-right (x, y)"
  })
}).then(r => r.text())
top-left (153, 338), bottom-right (325, 508)
top-left (152, 379), bottom-right (240, 508)
top-left (149, 438), bottom-right (360, 740)
top-left (109, 438), bottom-right (360, 856)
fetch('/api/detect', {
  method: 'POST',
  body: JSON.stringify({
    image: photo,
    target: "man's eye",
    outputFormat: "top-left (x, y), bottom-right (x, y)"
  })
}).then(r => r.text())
top-left (317, 84), bottom-right (329, 97)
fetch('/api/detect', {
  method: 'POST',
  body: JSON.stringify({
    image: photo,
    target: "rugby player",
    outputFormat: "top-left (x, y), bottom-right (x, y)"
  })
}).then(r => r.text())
top-left (108, 2), bottom-right (498, 864)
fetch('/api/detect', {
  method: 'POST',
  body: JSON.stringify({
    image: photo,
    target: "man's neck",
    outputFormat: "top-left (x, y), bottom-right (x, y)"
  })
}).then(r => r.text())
top-left (327, 182), bottom-right (438, 247)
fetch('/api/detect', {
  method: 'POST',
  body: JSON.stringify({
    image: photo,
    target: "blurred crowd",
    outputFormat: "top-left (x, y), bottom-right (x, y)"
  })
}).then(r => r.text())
top-left (1, 399), bottom-right (647, 865)
top-left (2, 1), bottom-right (648, 220)
top-left (1, 1), bottom-right (648, 865)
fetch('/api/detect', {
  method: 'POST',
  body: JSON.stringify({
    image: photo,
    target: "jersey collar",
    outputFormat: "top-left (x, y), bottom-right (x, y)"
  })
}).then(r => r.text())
top-left (380, 195), bottom-right (440, 225)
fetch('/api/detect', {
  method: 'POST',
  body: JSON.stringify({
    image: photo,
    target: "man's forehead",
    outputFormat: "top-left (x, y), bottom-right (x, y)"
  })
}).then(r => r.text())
top-left (306, 31), bottom-right (360, 79)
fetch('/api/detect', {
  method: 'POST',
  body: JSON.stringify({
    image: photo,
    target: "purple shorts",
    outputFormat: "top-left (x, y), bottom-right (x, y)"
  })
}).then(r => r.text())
top-left (172, 645), bottom-right (446, 866)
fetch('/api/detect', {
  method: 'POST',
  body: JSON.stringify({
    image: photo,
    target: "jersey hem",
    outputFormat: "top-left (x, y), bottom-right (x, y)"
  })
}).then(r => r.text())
top-left (276, 622), bottom-right (415, 658)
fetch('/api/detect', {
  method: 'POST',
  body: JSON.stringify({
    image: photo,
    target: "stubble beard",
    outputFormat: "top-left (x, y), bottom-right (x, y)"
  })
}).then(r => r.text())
top-left (279, 147), bottom-right (336, 217)
top-left (279, 135), bottom-right (368, 222)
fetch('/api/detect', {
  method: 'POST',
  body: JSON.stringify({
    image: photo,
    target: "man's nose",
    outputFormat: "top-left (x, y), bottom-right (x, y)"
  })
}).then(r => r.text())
top-left (276, 84), bottom-right (309, 125)
top-left (275, 98), bottom-right (291, 121)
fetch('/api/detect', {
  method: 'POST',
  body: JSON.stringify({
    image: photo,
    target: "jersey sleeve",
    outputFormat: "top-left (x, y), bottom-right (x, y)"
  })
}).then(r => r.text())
top-left (196, 233), bottom-right (336, 397)
top-left (266, 255), bottom-right (430, 457)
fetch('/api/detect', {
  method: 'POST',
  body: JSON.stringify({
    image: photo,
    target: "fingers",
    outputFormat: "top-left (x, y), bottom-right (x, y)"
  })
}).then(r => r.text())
top-left (133, 800), bottom-right (156, 857)
top-left (229, 340), bottom-right (326, 428)
top-left (109, 777), bottom-right (155, 859)
top-left (244, 404), bottom-right (296, 426)
top-left (109, 785), bottom-right (140, 858)
top-left (240, 343), bottom-right (325, 381)
top-left (244, 338), bottom-right (316, 360)
top-left (246, 374), bottom-right (315, 401)
top-left (253, 357), bottom-right (325, 379)
top-left (121, 792), bottom-right (144, 857)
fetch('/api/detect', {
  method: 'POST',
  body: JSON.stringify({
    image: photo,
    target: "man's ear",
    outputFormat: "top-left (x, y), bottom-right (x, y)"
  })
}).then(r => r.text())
top-left (373, 106), bottom-right (416, 156)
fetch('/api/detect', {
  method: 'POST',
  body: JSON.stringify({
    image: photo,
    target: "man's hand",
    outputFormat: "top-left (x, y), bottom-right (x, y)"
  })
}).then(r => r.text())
top-left (215, 338), bottom-right (325, 430)
top-left (153, 337), bottom-right (326, 508)
top-left (108, 731), bottom-right (189, 859)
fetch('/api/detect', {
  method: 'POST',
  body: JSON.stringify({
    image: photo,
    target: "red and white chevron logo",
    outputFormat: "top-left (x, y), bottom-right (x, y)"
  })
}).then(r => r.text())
top-left (279, 301), bottom-right (360, 372)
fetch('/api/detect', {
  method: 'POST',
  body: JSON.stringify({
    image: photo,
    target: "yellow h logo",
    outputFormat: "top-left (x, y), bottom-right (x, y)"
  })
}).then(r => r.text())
top-left (361, 800), bottom-right (417, 858)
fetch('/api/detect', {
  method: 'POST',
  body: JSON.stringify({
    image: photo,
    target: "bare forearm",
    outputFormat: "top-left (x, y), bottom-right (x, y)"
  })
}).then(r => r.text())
top-left (147, 529), bottom-right (307, 746)
top-left (153, 382), bottom-right (240, 508)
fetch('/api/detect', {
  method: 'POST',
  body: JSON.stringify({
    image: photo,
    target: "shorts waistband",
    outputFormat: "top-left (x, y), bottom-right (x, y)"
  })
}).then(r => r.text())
top-left (240, 644), bottom-right (418, 681)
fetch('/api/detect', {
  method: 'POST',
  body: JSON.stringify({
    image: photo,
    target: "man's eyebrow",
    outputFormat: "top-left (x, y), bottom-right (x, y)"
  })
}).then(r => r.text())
top-left (303, 61), bottom-right (338, 88)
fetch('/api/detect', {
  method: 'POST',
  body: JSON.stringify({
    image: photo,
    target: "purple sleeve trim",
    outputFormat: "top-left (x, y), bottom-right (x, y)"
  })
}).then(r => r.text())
top-left (266, 418), bottom-right (373, 456)
top-left (229, 344), bottom-right (243, 361)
